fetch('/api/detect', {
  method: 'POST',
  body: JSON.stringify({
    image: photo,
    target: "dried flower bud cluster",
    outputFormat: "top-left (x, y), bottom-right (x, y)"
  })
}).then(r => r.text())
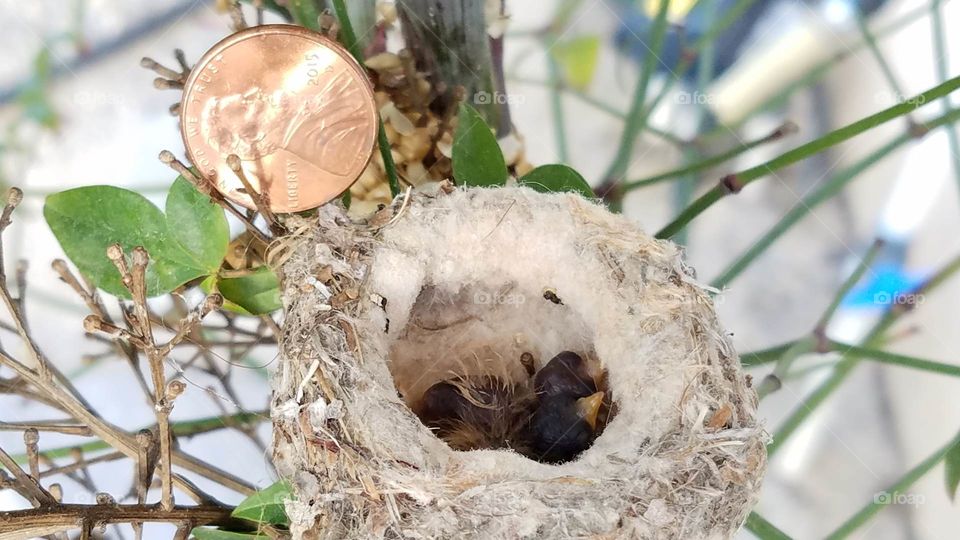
top-left (351, 49), bottom-right (532, 216)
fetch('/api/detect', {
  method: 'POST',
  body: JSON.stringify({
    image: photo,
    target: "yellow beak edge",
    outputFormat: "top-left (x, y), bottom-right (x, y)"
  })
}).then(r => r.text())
top-left (576, 391), bottom-right (605, 430)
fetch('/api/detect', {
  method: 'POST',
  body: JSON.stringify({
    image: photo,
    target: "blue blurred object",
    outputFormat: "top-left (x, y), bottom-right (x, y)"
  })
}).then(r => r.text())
top-left (611, 0), bottom-right (890, 82)
top-left (841, 241), bottom-right (927, 310)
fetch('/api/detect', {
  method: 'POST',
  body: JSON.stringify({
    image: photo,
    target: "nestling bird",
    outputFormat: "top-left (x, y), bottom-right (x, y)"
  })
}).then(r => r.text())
top-left (529, 351), bottom-right (605, 463)
top-left (416, 351), bottom-right (606, 464)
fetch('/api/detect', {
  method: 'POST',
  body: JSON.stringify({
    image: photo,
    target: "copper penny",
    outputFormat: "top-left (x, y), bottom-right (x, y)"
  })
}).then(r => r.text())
top-left (180, 25), bottom-right (378, 213)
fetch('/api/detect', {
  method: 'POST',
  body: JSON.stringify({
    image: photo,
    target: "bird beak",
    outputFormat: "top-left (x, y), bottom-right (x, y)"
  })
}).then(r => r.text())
top-left (576, 391), bottom-right (605, 430)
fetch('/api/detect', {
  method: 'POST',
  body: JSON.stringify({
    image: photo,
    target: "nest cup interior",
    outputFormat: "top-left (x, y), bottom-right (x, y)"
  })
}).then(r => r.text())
top-left (387, 280), bottom-right (613, 462)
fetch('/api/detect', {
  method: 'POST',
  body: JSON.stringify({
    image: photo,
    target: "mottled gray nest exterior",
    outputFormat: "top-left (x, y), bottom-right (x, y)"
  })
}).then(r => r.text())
top-left (272, 186), bottom-right (765, 539)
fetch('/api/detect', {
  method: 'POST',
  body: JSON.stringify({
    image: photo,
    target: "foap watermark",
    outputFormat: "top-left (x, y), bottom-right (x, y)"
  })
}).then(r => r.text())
top-left (473, 291), bottom-right (525, 305)
top-left (873, 291), bottom-right (925, 307)
top-left (473, 90), bottom-right (524, 106)
top-left (873, 90), bottom-right (926, 108)
top-left (72, 90), bottom-right (124, 107)
top-left (676, 91), bottom-right (718, 106)
top-left (873, 491), bottom-right (925, 507)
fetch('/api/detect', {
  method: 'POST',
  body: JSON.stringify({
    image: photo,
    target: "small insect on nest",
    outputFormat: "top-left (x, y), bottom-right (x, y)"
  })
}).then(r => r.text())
top-left (273, 186), bottom-right (766, 539)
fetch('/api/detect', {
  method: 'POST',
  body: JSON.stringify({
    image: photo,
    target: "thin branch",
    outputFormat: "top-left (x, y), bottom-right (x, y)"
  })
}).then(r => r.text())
top-left (769, 253), bottom-right (960, 455)
top-left (0, 503), bottom-right (237, 539)
top-left (825, 429), bottom-right (960, 539)
top-left (656, 75), bottom-right (960, 239)
top-left (623, 121), bottom-right (797, 191)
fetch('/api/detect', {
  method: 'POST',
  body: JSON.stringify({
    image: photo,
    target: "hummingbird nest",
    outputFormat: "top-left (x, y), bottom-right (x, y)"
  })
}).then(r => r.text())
top-left (272, 186), bottom-right (766, 539)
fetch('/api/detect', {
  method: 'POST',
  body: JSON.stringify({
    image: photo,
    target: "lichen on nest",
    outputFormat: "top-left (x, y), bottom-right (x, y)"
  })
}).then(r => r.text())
top-left (272, 186), bottom-right (766, 539)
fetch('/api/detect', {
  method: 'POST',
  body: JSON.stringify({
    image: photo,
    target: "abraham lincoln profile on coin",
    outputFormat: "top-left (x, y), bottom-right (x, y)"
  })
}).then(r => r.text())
top-left (180, 25), bottom-right (378, 213)
top-left (200, 70), bottom-right (369, 178)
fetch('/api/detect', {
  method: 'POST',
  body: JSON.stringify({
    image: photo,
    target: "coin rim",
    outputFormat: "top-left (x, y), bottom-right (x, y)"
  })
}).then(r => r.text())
top-left (179, 24), bottom-right (379, 213)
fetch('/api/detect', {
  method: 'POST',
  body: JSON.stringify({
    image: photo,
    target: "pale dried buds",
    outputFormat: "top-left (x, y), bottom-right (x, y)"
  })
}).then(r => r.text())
top-left (166, 380), bottom-right (186, 401)
top-left (6, 187), bottom-right (23, 208)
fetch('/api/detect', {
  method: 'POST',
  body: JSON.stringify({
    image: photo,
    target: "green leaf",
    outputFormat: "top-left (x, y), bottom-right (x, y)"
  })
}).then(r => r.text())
top-left (519, 164), bottom-right (594, 199)
top-left (288, 0), bottom-right (322, 30)
top-left (191, 528), bottom-right (268, 540)
top-left (44, 186), bottom-right (208, 298)
top-left (452, 103), bottom-right (508, 188)
top-left (165, 176), bottom-right (229, 272)
top-left (201, 275), bottom-right (251, 315)
top-left (217, 267), bottom-right (282, 315)
top-left (947, 436), bottom-right (960, 500)
top-left (232, 479), bottom-right (293, 525)
top-left (551, 35), bottom-right (601, 90)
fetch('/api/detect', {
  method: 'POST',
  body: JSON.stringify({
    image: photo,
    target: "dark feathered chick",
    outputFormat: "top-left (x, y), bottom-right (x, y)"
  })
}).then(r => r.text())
top-left (416, 351), bottom-right (605, 463)
top-left (417, 375), bottom-right (536, 452)
top-left (528, 351), bottom-right (605, 464)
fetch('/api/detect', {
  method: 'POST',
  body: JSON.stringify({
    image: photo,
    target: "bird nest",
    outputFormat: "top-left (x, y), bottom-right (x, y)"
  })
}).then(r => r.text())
top-left (272, 186), bottom-right (766, 539)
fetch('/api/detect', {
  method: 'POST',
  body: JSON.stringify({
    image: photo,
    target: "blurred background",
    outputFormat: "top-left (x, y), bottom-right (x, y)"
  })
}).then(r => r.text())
top-left (0, 0), bottom-right (958, 538)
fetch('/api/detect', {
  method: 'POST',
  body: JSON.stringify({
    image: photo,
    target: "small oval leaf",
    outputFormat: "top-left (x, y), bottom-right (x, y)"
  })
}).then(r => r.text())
top-left (217, 267), bottom-right (283, 315)
top-left (191, 528), bottom-right (268, 540)
top-left (166, 176), bottom-right (229, 272)
top-left (519, 164), bottom-right (594, 199)
top-left (231, 479), bottom-right (293, 525)
top-left (44, 186), bottom-right (207, 298)
top-left (551, 35), bottom-right (601, 90)
top-left (452, 103), bottom-right (508, 187)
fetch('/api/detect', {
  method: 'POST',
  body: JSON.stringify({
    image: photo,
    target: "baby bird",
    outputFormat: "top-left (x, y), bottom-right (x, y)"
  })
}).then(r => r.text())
top-left (416, 351), bottom-right (606, 464)
top-left (528, 351), bottom-right (605, 463)
top-left (417, 375), bottom-right (535, 452)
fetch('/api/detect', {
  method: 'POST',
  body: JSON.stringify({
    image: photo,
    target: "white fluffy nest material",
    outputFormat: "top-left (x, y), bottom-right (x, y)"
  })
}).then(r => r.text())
top-left (272, 186), bottom-right (766, 539)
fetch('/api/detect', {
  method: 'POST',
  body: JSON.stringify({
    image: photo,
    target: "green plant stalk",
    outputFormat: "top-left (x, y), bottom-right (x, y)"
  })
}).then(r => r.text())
top-left (656, 75), bottom-right (960, 240)
top-left (741, 335), bottom-right (960, 379)
top-left (855, 12), bottom-right (906, 105)
top-left (712, 106), bottom-right (960, 288)
top-left (624, 123), bottom-right (794, 191)
top-left (769, 254), bottom-right (960, 456)
top-left (816, 239), bottom-right (884, 329)
top-left (378, 124), bottom-right (401, 197)
top-left (331, 0), bottom-right (361, 59)
top-left (825, 429), bottom-right (960, 539)
top-left (504, 75), bottom-right (685, 147)
top-left (672, 3), bottom-right (719, 247)
top-left (757, 338), bottom-right (815, 399)
top-left (5, 411), bottom-right (267, 465)
top-left (740, 342), bottom-right (796, 367)
top-left (624, 0), bottom-right (762, 149)
top-left (758, 240), bottom-right (882, 397)
top-left (546, 48), bottom-right (569, 162)
top-left (829, 341), bottom-right (960, 377)
top-left (332, 0), bottom-right (400, 198)
top-left (931, 0), bottom-right (960, 200)
top-left (601, 0), bottom-right (671, 182)
top-left (744, 511), bottom-right (793, 540)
